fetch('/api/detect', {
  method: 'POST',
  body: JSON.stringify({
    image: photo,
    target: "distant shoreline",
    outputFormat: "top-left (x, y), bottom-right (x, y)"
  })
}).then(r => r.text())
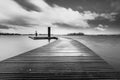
top-left (0, 33), bottom-right (120, 36)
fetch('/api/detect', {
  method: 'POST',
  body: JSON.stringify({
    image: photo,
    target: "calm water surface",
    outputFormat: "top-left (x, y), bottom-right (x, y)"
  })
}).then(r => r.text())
top-left (68, 35), bottom-right (120, 71)
top-left (0, 35), bottom-right (52, 61)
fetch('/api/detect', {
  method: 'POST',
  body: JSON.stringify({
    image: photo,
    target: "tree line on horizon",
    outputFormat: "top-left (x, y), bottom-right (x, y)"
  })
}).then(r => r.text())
top-left (67, 32), bottom-right (85, 36)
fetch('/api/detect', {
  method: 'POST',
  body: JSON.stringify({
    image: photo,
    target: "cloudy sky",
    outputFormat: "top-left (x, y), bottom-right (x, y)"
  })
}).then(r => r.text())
top-left (0, 0), bottom-right (120, 34)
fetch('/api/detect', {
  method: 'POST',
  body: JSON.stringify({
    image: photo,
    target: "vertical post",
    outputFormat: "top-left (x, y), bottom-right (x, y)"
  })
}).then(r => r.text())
top-left (35, 31), bottom-right (38, 37)
top-left (48, 27), bottom-right (51, 38)
top-left (48, 27), bottom-right (51, 42)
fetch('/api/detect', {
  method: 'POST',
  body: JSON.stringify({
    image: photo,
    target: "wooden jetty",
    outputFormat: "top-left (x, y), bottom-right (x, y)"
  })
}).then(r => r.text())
top-left (0, 37), bottom-right (119, 80)
top-left (29, 36), bottom-right (58, 40)
top-left (29, 27), bottom-right (58, 41)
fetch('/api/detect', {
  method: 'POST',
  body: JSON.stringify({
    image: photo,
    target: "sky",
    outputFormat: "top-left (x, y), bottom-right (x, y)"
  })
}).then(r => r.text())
top-left (0, 0), bottom-right (120, 34)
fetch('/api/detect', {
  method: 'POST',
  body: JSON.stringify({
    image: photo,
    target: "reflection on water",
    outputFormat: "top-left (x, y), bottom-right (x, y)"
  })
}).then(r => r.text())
top-left (0, 35), bottom-right (52, 61)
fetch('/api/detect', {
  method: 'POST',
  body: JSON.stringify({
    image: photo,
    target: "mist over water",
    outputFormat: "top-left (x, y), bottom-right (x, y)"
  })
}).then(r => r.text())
top-left (0, 35), bottom-right (51, 61)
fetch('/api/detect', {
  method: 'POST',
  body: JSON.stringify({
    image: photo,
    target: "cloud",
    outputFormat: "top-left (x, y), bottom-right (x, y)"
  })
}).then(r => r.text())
top-left (77, 6), bottom-right (83, 10)
top-left (0, 0), bottom-right (101, 33)
top-left (95, 24), bottom-right (108, 31)
top-left (27, 0), bottom-right (99, 28)
top-left (0, 0), bottom-right (30, 23)
top-left (111, 1), bottom-right (120, 11)
top-left (0, 28), bottom-right (17, 33)
top-left (100, 12), bottom-right (118, 21)
top-left (0, 24), bottom-right (10, 29)
top-left (14, 0), bottom-right (41, 12)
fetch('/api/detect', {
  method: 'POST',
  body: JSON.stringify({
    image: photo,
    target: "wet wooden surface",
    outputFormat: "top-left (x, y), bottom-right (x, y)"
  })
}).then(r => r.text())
top-left (0, 37), bottom-right (119, 80)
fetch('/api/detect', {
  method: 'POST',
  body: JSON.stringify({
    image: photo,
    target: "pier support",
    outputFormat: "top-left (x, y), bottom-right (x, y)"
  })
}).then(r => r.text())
top-left (48, 27), bottom-right (51, 42)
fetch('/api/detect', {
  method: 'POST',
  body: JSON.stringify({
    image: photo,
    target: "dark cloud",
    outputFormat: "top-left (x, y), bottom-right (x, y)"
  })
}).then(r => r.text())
top-left (111, 0), bottom-right (120, 12)
top-left (88, 13), bottom-right (120, 29)
top-left (45, 0), bottom-right (113, 13)
top-left (14, 0), bottom-right (41, 12)
top-left (53, 23), bottom-right (85, 29)
top-left (2, 16), bottom-right (32, 27)
top-left (88, 19), bottom-right (110, 27)
top-left (113, 13), bottom-right (120, 25)
top-left (0, 25), bottom-right (10, 29)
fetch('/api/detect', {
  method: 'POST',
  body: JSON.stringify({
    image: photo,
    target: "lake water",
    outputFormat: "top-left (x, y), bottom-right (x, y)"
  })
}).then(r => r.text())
top-left (67, 35), bottom-right (120, 71)
top-left (0, 35), bottom-right (52, 61)
top-left (1, 35), bottom-right (120, 71)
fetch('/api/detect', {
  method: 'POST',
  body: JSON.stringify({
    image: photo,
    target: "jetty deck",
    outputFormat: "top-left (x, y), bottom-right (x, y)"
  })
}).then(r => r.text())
top-left (0, 37), bottom-right (119, 80)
